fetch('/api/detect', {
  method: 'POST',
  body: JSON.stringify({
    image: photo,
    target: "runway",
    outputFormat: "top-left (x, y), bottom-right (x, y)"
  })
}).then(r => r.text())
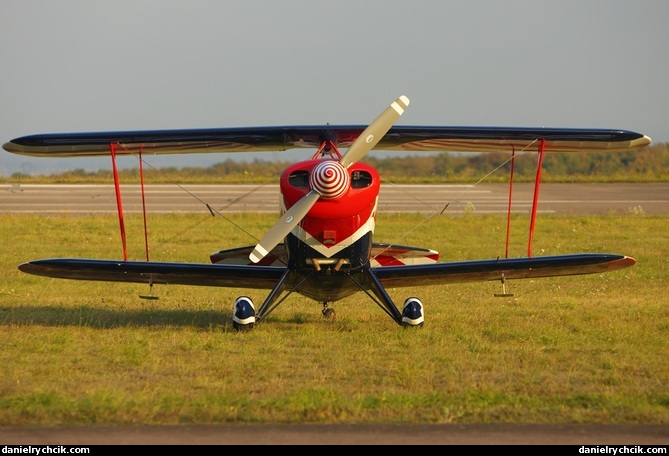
top-left (1, 423), bottom-right (668, 445)
top-left (2, 182), bottom-right (668, 215)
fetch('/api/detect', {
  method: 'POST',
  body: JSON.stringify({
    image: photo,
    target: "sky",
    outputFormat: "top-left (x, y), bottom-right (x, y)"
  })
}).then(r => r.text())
top-left (1, 0), bottom-right (667, 175)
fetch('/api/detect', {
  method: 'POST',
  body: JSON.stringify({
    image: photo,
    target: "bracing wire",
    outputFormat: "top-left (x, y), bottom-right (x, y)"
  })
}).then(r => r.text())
top-left (112, 143), bottom-right (265, 253)
top-left (373, 140), bottom-right (539, 260)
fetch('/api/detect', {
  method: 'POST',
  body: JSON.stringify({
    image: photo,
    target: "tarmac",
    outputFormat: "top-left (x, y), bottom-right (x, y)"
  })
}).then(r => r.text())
top-left (1, 423), bottom-right (668, 445)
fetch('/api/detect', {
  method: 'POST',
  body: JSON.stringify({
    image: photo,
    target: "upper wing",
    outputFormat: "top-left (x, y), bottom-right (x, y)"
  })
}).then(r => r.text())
top-left (18, 258), bottom-right (287, 289)
top-left (3, 126), bottom-right (651, 157)
top-left (379, 126), bottom-right (651, 153)
top-left (371, 253), bottom-right (635, 288)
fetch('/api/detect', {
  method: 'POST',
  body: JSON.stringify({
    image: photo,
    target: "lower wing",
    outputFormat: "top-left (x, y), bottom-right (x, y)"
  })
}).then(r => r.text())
top-left (18, 254), bottom-right (634, 290)
top-left (371, 254), bottom-right (635, 287)
top-left (18, 259), bottom-right (286, 289)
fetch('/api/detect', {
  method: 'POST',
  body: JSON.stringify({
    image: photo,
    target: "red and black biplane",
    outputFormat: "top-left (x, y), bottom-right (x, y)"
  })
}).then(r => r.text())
top-left (3, 96), bottom-right (651, 330)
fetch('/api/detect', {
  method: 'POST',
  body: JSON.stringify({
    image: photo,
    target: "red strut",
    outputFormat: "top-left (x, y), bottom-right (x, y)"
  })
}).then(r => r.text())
top-left (504, 148), bottom-right (516, 258)
top-left (138, 146), bottom-right (150, 261)
top-left (109, 143), bottom-right (128, 261)
top-left (527, 139), bottom-right (546, 258)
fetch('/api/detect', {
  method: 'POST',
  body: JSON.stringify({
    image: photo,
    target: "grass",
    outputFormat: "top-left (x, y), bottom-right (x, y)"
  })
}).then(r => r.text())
top-left (0, 211), bottom-right (667, 425)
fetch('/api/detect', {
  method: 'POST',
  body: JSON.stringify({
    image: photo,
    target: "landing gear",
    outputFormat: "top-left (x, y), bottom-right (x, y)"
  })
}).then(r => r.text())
top-left (401, 297), bottom-right (424, 328)
top-left (232, 296), bottom-right (256, 332)
top-left (230, 291), bottom-right (423, 330)
top-left (322, 302), bottom-right (336, 319)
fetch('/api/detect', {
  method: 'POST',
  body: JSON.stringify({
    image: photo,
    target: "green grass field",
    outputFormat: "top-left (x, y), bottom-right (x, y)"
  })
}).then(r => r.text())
top-left (1, 212), bottom-right (667, 425)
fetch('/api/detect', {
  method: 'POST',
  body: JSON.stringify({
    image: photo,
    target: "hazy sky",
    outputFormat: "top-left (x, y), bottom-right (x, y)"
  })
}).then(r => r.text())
top-left (1, 0), bottom-right (667, 175)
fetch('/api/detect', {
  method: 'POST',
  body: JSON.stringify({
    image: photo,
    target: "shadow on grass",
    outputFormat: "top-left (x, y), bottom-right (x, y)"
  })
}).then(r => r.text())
top-left (0, 305), bottom-right (234, 330)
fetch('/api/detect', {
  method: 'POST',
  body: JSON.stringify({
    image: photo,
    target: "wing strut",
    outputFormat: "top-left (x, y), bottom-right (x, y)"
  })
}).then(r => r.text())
top-left (138, 145), bottom-right (150, 261)
top-left (527, 139), bottom-right (546, 258)
top-left (504, 147), bottom-right (516, 259)
top-left (109, 143), bottom-right (128, 261)
top-left (109, 143), bottom-right (152, 263)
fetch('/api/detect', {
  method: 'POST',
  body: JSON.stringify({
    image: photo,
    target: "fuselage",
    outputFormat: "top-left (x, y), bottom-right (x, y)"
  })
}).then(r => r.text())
top-left (279, 158), bottom-right (380, 301)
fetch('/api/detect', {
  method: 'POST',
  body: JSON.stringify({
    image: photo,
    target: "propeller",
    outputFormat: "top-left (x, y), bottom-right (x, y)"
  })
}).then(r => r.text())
top-left (340, 95), bottom-right (410, 168)
top-left (249, 190), bottom-right (320, 263)
top-left (249, 95), bottom-right (410, 263)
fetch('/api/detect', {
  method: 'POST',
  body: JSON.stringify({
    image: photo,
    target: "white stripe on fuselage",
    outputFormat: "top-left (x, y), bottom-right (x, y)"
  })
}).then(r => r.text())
top-left (291, 197), bottom-right (379, 258)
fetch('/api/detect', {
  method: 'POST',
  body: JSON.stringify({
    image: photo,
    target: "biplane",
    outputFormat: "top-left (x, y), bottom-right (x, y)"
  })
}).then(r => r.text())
top-left (3, 96), bottom-right (651, 331)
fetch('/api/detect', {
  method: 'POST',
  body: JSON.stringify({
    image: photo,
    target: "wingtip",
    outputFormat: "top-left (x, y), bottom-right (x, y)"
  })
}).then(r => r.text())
top-left (622, 255), bottom-right (637, 267)
top-left (2, 141), bottom-right (24, 155)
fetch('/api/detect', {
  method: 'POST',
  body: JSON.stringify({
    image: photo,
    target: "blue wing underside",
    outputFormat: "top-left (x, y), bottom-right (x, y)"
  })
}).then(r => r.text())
top-left (18, 254), bottom-right (635, 291)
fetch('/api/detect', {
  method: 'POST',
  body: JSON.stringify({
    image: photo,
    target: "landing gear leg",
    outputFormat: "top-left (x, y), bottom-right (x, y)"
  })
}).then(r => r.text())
top-left (322, 302), bottom-right (336, 319)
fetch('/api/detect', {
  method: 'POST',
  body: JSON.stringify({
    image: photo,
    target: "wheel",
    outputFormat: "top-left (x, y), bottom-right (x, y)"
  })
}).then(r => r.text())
top-left (401, 297), bottom-right (424, 327)
top-left (232, 296), bottom-right (256, 331)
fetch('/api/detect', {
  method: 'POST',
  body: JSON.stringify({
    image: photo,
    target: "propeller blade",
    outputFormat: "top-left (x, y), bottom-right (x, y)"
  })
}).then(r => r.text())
top-left (250, 95), bottom-right (409, 263)
top-left (249, 190), bottom-right (321, 263)
top-left (340, 95), bottom-right (410, 168)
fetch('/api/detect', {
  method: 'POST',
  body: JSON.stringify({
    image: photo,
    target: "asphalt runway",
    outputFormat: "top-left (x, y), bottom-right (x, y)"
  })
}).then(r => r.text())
top-left (1, 423), bottom-right (668, 445)
top-left (2, 182), bottom-right (668, 215)
top-left (1, 183), bottom-right (667, 445)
